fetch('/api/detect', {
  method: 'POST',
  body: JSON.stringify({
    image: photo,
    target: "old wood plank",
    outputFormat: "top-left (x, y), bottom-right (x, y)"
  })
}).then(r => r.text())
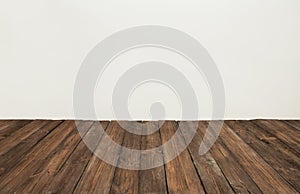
top-left (139, 121), bottom-right (167, 194)
top-left (110, 121), bottom-right (141, 194)
top-left (74, 121), bottom-right (125, 194)
top-left (179, 121), bottom-right (234, 194)
top-left (0, 120), bottom-right (31, 133)
top-left (0, 120), bottom-right (10, 127)
top-left (197, 121), bottom-right (263, 194)
top-left (0, 120), bottom-right (51, 155)
top-left (39, 122), bottom-right (109, 193)
top-left (0, 120), bottom-right (33, 141)
top-left (0, 120), bottom-right (62, 177)
top-left (227, 120), bottom-right (300, 191)
top-left (0, 120), bottom-right (299, 193)
top-left (160, 121), bottom-right (205, 194)
top-left (13, 121), bottom-right (94, 193)
top-left (0, 121), bottom-right (77, 191)
top-left (254, 120), bottom-right (300, 154)
top-left (285, 120), bottom-right (300, 131)
top-left (215, 122), bottom-right (298, 193)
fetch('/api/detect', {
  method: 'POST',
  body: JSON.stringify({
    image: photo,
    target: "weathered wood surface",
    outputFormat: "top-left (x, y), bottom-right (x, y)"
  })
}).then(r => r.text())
top-left (0, 120), bottom-right (299, 193)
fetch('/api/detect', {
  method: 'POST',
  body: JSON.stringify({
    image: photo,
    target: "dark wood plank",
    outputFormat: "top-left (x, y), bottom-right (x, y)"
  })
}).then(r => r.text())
top-left (110, 122), bottom-right (141, 194)
top-left (0, 121), bottom-right (78, 191)
top-left (253, 120), bottom-right (300, 154)
top-left (139, 121), bottom-right (167, 194)
top-left (0, 120), bottom-right (32, 140)
top-left (71, 121), bottom-right (111, 193)
top-left (0, 120), bottom-right (51, 155)
top-left (160, 121), bottom-right (205, 193)
top-left (0, 120), bottom-right (10, 127)
top-left (226, 120), bottom-right (300, 191)
top-left (0, 120), bottom-right (31, 131)
top-left (0, 120), bottom-right (299, 193)
top-left (74, 121), bottom-right (125, 193)
top-left (39, 122), bottom-right (109, 193)
top-left (285, 120), bottom-right (300, 131)
top-left (213, 121), bottom-right (298, 193)
top-left (13, 121), bottom-right (94, 193)
top-left (0, 120), bottom-right (62, 177)
top-left (179, 121), bottom-right (234, 194)
top-left (197, 121), bottom-right (263, 194)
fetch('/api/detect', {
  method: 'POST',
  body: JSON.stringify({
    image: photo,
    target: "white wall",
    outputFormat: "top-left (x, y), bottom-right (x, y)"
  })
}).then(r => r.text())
top-left (0, 0), bottom-right (300, 120)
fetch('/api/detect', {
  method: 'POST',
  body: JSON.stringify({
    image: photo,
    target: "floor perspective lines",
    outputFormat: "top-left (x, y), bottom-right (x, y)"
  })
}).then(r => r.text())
top-left (0, 120), bottom-right (299, 193)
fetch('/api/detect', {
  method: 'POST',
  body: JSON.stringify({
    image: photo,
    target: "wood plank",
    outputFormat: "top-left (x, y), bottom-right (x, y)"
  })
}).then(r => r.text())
top-left (253, 120), bottom-right (300, 154)
top-left (0, 121), bottom-right (78, 191)
top-left (197, 121), bottom-right (263, 194)
top-left (13, 121), bottom-right (94, 193)
top-left (226, 120), bottom-right (300, 191)
top-left (0, 120), bottom-right (62, 177)
top-left (0, 120), bottom-right (31, 131)
top-left (213, 121), bottom-right (298, 193)
top-left (160, 121), bottom-right (205, 193)
top-left (0, 120), bottom-right (51, 155)
top-left (0, 120), bottom-right (32, 140)
top-left (139, 121), bottom-right (167, 194)
top-left (74, 121), bottom-right (125, 193)
top-left (285, 120), bottom-right (300, 131)
top-left (0, 120), bottom-right (10, 127)
top-left (110, 121), bottom-right (141, 194)
top-left (38, 122), bottom-right (109, 193)
top-left (179, 121), bottom-right (234, 194)
top-left (70, 121), bottom-right (111, 193)
top-left (0, 120), bottom-right (299, 193)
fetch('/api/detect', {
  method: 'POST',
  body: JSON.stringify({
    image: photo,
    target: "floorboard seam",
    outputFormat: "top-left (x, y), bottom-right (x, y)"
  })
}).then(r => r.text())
top-left (252, 121), bottom-right (300, 155)
top-left (108, 122), bottom-right (127, 194)
top-left (211, 123), bottom-right (263, 193)
top-left (158, 121), bottom-right (170, 194)
top-left (231, 121), bottom-right (299, 192)
top-left (72, 121), bottom-right (111, 193)
top-left (176, 121), bottom-right (208, 194)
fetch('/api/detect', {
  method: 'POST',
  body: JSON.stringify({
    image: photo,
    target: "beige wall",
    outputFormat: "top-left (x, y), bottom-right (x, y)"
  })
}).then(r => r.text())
top-left (0, 0), bottom-right (299, 119)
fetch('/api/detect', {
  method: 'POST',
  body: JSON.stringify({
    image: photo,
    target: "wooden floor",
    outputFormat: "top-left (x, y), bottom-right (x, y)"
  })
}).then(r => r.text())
top-left (0, 120), bottom-right (299, 193)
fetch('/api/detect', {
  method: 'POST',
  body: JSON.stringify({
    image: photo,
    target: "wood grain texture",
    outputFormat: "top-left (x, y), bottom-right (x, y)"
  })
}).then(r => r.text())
top-left (217, 122), bottom-right (298, 193)
top-left (0, 120), bottom-right (63, 177)
top-left (179, 121), bottom-right (235, 194)
top-left (110, 122), bottom-right (141, 194)
top-left (0, 120), bottom-right (32, 139)
top-left (0, 120), bottom-right (299, 193)
top-left (160, 121), bottom-right (206, 194)
top-left (139, 121), bottom-right (167, 194)
top-left (226, 120), bottom-right (300, 190)
top-left (253, 120), bottom-right (300, 154)
top-left (0, 121), bottom-right (76, 191)
top-left (15, 121), bottom-right (95, 193)
top-left (285, 120), bottom-right (300, 131)
top-left (74, 121), bottom-right (125, 194)
top-left (197, 121), bottom-right (263, 194)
